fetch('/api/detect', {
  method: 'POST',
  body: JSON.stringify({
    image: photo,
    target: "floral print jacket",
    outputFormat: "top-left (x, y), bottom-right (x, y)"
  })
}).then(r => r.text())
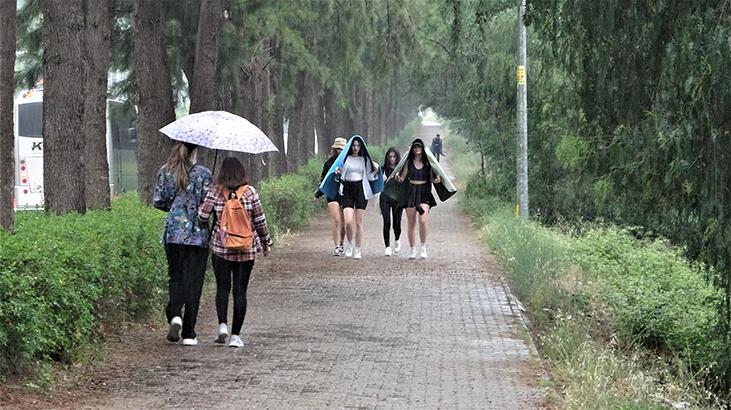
top-left (153, 164), bottom-right (212, 247)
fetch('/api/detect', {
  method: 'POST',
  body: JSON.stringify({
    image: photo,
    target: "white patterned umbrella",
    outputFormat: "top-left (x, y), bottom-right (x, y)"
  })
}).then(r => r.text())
top-left (159, 111), bottom-right (279, 154)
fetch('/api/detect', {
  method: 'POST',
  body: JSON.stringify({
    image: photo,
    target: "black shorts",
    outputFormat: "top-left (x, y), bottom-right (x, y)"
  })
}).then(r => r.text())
top-left (326, 195), bottom-right (341, 204)
top-left (341, 180), bottom-right (368, 210)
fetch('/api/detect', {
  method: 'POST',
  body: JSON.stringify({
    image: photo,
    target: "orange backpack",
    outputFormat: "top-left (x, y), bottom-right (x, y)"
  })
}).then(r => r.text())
top-left (219, 186), bottom-right (254, 251)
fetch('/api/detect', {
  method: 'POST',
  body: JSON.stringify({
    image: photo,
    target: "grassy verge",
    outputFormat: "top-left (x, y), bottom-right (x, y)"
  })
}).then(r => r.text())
top-left (449, 133), bottom-right (724, 409)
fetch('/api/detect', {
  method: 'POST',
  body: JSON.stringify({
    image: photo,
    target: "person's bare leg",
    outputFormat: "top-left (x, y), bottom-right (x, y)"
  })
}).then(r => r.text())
top-left (418, 204), bottom-right (431, 245)
top-left (343, 208), bottom-right (355, 243)
top-left (339, 208), bottom-right (345, 245)
top-left (328, 202), bottom-right (342, 247)
top-left (354, 209), bottom-right (366, 248)
top-left (405, 208), bottom-right (417, 247)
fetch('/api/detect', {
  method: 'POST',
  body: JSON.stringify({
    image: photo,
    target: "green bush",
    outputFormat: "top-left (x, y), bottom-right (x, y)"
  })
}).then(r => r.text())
top-left (573, 228), bottom-right (723, 370)
top-left (0, 195), bottom-right (166, 376)
top-left (259, 173), bottom-right (316, 238)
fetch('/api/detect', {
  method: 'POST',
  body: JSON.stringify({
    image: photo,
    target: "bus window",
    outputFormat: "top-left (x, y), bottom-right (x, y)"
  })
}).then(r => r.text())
top-left (18, 102), bottom-right (42, 137)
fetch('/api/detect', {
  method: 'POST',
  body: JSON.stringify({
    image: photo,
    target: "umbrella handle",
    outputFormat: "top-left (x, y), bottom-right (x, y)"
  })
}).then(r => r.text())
top-left (212, 150), bottom-right (219, 174)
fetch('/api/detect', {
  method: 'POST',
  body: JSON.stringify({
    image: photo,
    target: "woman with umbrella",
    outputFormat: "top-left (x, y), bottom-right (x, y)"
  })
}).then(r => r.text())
top-left (153, 142), bottom-right (212, 346)
top-left (156, 110), bottom-right (279, 345)
top-left (318, 135), bottom-right (384, 259)
top-left (386, 138), bottom-right (457, 259)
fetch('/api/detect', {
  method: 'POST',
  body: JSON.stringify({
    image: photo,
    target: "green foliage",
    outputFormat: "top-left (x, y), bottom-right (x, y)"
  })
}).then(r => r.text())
top-left (573, 229), bottom-right (724, 371)
top-left (0, 164), bottom-right (324, 380)
top-left (463, 182), bottom-right (724, 406)
top-left (257, 161), bottom-right (318, 238)
top-left (554, 134), bottom-right (588, 171)
top-left (0, 195), bottom-right (166, 377)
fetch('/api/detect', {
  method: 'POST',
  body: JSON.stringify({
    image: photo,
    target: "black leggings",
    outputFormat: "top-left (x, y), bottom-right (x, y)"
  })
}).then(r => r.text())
top-left (380, 197), bottom-right (403, 247)
top-left (164, 244), bottom-right (208, 339)
top-left (212, 255), bottom-right (255, 335)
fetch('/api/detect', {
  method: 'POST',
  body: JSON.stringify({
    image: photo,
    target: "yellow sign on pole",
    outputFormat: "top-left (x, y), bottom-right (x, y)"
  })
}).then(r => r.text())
top-left (516, 65), bottom-right (526, 86)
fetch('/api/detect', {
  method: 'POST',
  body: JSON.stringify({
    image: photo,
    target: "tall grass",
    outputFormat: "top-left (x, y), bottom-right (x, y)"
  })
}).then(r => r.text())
top-left (447, 129), bottom-right (724, 408)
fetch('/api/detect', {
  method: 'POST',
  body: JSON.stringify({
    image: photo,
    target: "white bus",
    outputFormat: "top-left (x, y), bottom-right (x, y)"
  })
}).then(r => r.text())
top-left (14, 87), bottom-right (139, 209)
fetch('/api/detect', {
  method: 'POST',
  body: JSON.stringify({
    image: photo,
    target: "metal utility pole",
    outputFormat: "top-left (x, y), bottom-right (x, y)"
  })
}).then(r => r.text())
top-left (516, 0), bottom-right (529, 219)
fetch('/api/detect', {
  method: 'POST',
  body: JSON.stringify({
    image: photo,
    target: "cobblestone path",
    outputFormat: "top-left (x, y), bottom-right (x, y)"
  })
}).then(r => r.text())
top-left (7, 125), bottom-right (545, 409)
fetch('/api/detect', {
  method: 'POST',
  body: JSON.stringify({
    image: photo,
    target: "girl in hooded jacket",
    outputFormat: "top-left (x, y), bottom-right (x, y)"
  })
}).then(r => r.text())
top-left (394, 139), bottom-right (440, 259)
top-left (334, 136), bottom-right (381, 259)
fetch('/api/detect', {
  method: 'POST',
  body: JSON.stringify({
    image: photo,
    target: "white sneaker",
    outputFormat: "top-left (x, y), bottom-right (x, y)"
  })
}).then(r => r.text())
top-left (384, 246), bottom-right (392, 256)
top-left (228, 335), bottom-right (244, 348)
top-left (345, 243), bottom-right (354, 258)
top-left (354, 248), bottom-right (362, 259)
top-left (333, 245), bottom-right (343, 256)
top-left (408, 247), bottom-right (417, 259)
top-left (167, 316), bottom-right (182, 342)
top-left (394, 240), bottom-right (401, 254)
top-left (215, 323), bottom-right (228, 344)
top-left (182, 338), bottom-right (198, 346)
top-left (419, 245), bottom-right (428, 259)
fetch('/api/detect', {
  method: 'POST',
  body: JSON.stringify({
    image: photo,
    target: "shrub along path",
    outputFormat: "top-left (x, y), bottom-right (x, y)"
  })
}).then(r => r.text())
top-left (4, 128), bottom-right (544, 409)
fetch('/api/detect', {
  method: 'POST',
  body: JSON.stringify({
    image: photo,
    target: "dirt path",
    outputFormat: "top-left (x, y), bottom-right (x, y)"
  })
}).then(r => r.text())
top-left (2, 125), bottom-right (545, 409)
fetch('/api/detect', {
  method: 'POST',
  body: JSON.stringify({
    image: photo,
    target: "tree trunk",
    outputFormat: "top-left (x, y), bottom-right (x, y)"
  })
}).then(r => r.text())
top-left (288, 71), bottom-right (308, 170)
top-left (0, 0), bottom-right (16, 229)
top-left (270, 56), bottom-right (286, 175)
top-left (133, 0), bottom-right (176, 204)
top-left (189, 0), bottom-right (222, 169)
top-left (315, 86), bottom-right (328, 159)
top-left (260, 43), bottom-right (274, 179)
top-left (303, 73), bottom-right (317, 163)
top-left (326, 88), bottom-right (351, 141)
top-left (83, 0), bottom-right (111, 210)
top-left (42, 0), bottom-right (86, 214)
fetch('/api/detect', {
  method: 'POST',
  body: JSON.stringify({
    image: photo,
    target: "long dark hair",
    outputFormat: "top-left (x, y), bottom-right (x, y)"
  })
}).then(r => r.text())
top-left (347, 135), bottom-right (376, 173)
top-left (162, 142), bottom-right (197, 191)
top-left (383, 147), bottom-right (401, 171)
top-left (406, 138), bottom-right (431, 171)
top-left (215, 157), bottom-right (249, 193)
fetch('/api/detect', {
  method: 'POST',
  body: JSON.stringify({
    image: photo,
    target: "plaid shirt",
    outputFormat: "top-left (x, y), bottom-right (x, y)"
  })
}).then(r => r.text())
top-left (198, 186), bottom-right (272, 262)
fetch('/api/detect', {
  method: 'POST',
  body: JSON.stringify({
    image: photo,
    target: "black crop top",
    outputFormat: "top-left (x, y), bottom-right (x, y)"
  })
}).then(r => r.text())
top-left (408, 160), bottom-right (429, 181)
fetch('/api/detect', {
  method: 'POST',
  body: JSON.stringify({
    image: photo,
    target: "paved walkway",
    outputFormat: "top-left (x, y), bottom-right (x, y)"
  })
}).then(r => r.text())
top-left (13, 125), bottom-right (545, 409)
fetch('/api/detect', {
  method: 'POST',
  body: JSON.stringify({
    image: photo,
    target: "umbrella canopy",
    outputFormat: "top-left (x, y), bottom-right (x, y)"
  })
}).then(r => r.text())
top-left (159, 111), bottom-right (279, 154)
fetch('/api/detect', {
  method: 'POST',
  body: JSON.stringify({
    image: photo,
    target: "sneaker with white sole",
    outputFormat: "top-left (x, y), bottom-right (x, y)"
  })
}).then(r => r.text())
top-left (215, 323), bottom-right (228, 344)
top-left (182, 338), bottom-right (198, 346)
top-left (353, 248), bottom-right (362, 259)
top-left (408, 247), bottom-right (417, 259)
top-left (167, 316), bottom-right (182, 342)
top-left (344, 243), bottom-right (354, 258)
top-left (419, 245), bottom-right (428, 259)
top-left (228, 335), bottom-right (244, 348)
top-left (384, 246), bottom-right (392, 256)
top-left (394, 240), bottom-right (401, 254)
top-left (332, 246), bottom-right (342, 256)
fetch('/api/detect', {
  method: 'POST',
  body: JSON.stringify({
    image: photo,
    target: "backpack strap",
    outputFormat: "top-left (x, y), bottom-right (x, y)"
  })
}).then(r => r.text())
top-left (234, 185), bottom-right (249, 200)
